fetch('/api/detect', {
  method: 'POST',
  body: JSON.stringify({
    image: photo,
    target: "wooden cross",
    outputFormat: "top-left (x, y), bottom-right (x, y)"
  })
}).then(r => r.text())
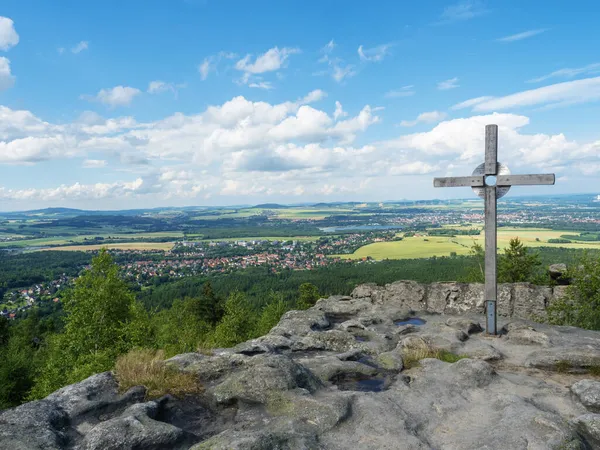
top-left (433, 124), bottom-right (555, 335)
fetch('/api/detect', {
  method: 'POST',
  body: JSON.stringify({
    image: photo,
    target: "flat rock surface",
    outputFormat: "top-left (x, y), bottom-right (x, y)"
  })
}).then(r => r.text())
top-left (2, 286), bottom-right (600, 449)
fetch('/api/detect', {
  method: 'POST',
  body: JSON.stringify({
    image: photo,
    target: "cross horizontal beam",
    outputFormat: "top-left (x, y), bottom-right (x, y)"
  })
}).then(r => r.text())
top-left (433, 176), bottom-right (484, 188)
top-left (496, 174), bottom-right (555, 186)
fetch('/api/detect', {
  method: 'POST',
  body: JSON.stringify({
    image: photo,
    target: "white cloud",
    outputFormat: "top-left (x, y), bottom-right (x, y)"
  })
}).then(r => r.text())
top-left (71, 41), bottom-right (89, 54)
top-left (358, 44), bottom-right (391, 62)
top-left (198, 58), bottom-right (212, 80)
top-left (528, 63), bottom-right (600, 83)
top-left (0, 17), bottom-right (19, 51)
top-left (248, 81), bottom-right (274, 90)
top-left (439, 1), bottom-right (487, 22)
top-left (385, 86), bottom-right (415, 98)
top-left (322, 39), bottom-right (335, 55)
top-left (333, 101), bottom-right (347, 120)
top-left (316, 40), bottom-right (356, 83)
top-left (82, 159), bottom-right (107, 168)
top-left (438, 77), bottom-right (460, 90)
top-left (451, 96), bottom-right (494, 110)
top-left (0, 57), bottom-right (15, 90)
top-left (84, 86), bottom-right (142, 107)
top-left (198, 51), bottom-right (237, 80)
top-left (380, 113), bottom-right (588, 175)
top-left (399, 111), bottom-right (447, 127)
top-left (471, 76), bottom-right (600, 111)
top-left (300, 89), bottom-right (326, 104)
top-left (147, 81), bottom-right (169, 94)
top-left (4, 89), bottom-right (599, 206)
top-left (389, 161), bottom-right (438, 175)
top-left (496, 29), bottom-right (548, 42)
top-left (236, 47), bottom-right (300, 74)
top-left (332, 64), bottom-right (356, 83)
top-left (147, 80), bottom-right (185, 96)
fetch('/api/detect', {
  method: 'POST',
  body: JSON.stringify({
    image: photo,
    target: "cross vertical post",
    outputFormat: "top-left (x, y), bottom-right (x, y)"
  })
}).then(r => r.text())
top-left (433, 124), bottom-right (555, 335)
top-left (484, 125), bottom-right (498, 335)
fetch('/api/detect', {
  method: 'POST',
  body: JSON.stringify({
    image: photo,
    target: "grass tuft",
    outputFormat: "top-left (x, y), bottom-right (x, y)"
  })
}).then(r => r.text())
top-left (402, 347), bottom-right (467, 369)
top-left (114, 348), bottom-right (203, 399)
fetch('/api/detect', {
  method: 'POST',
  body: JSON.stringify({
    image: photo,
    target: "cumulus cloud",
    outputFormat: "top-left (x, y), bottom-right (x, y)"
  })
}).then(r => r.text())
top-left (83, 86), bottom-right (142, 107)
top-left (438, 77), bottom-right (460, 90)
top-left (0, 57), bottom-right (15, 90)
top-left (2, 90), bottom-right (599, 206)
top-left (0, 17), bottom-right (19, 51)
top-left (399, 111), bottom-right (447, 127)
top-left (381, 113), bottom-right (588, 174)
top-left (71, 41), bottom-right (89, 54)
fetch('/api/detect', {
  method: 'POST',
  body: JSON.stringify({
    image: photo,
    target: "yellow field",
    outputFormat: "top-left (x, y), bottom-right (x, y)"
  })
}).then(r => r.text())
top-left (338, 228), bottom-right (600, 260)
top-left (40, 242), bottom-right (175, 252)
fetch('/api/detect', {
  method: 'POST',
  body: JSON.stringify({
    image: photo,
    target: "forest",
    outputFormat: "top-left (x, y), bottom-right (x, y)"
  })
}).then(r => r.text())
top-left (1, 242), bottom-right (599, 410)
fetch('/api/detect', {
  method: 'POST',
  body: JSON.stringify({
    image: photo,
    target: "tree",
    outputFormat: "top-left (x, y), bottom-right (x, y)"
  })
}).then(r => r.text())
top-left (255, 291), bottom-right (289, 336)
top-left (297, 282), bottom-right (320, 310)
top-left (31, 250), bottom-right (144, 398)
top-left (197, 281), bottom-right (224, 326)
top-left (206, 291), bottom-right (255, 348)
top-left (547, 253), bottom-right (600, 330)
top-left (498, 237), bottom-right (541, 283)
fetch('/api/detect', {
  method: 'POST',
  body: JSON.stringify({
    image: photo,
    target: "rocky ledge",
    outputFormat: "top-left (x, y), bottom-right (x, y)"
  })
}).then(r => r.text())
top-left (2, 282), bottom-right (600, 449)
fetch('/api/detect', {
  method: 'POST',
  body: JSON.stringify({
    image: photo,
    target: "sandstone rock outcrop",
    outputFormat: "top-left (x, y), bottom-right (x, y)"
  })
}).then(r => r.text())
top-left (1, 281), bottom-right (599, 449)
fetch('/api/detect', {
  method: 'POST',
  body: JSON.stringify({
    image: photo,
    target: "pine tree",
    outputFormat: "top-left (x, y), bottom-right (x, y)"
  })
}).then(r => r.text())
top-left (498, 237), bottom-right (541, 283)
top-left (297, 282), bottom-right (320, 310)
top-left (207, 291), bottom-right (254, 348)
top-left (255, 291), bottom-right (289, 336)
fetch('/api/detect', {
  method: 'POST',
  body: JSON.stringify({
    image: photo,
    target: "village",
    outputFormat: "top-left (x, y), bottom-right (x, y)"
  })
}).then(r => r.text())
top-left (0, 231), bottom-right (396, 318)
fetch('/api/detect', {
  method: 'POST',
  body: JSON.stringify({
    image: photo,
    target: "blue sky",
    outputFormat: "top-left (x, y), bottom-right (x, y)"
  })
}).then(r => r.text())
top-left (0, 0), bottom-right (599, 210)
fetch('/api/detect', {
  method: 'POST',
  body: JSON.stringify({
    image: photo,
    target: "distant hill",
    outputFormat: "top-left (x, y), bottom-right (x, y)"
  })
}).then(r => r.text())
top-left (253, 203), bottom-right (287, 209)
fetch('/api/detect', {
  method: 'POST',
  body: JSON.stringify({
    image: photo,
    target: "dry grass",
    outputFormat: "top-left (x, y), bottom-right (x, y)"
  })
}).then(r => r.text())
top-left (402, 347), bottom-right (467, 369)
top-left (114, 349), bottom-right (203, 399)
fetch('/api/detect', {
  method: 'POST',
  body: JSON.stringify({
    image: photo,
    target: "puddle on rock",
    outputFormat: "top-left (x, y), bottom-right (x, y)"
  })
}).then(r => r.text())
top-left (394, 317), bottom-right (426, 326)
top-left (354, 335), bottom-right (368, 342)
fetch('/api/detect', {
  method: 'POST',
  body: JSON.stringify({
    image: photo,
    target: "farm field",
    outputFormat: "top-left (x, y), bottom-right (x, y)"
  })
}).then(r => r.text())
top-left (338, 228), bottom-right (600, 260)
top-left (0, 231), bottom-right (185, 248)
top-left (40, 242), bottom-right (176, 252)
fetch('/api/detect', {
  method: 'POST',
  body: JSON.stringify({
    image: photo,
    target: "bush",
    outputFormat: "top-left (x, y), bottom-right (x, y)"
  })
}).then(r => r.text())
top-left (546, 253), bottom-right (600, 330)
top-left (114, 348), bottom-right (202, 399)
